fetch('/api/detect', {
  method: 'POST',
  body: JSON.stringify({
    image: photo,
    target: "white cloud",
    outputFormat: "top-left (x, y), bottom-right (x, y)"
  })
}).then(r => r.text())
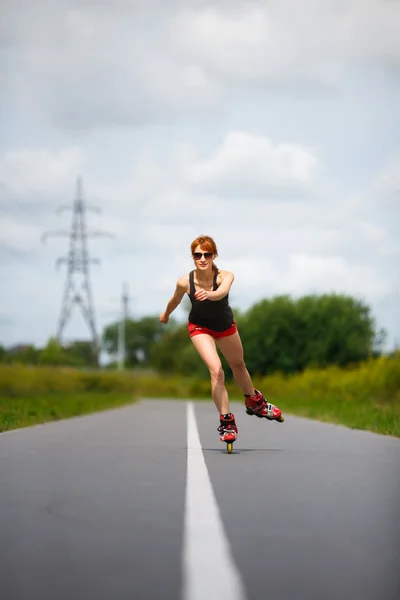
top-left (346, 153), bottom-right (400, 247)
top-left (184, 131), bottom-right (320, 196)
top-left (3, 2), bottom-right (223, 130)
top-left (220, 252), bottom-right (390, 310)
top-left (0, 147), bottom-right (86, 197)
top-left (141, 187), bottom-right (225, 219)
top-left (171, 1), bottom-right (400, 85)
top-left (356, 221), bottom-right (388, 245)
top-left (170, 7), bottom-right (271, 79)
top-left (223, 257), bottom-right (276, 289)
top-left (3, 0), bottom-right (400, 132)
top-left (371, 154), bottom-right (400, 213)
top-left (286, 254), bottom-right (389, 298)
top-left (0, 217), bottom-right (42, 250)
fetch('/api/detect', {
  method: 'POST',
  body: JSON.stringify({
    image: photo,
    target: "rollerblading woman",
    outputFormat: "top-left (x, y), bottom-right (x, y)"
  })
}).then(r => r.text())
top-left (159, 235), bottom-right (283, 453)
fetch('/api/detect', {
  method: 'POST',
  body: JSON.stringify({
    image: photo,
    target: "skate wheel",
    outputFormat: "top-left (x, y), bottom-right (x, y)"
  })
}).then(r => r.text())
top-left (227, 442), bottom-right (233, 454)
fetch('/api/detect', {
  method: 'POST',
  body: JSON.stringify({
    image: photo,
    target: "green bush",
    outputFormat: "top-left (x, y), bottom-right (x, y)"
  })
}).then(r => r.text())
top-left (0, 365), bottom-right (138, 397)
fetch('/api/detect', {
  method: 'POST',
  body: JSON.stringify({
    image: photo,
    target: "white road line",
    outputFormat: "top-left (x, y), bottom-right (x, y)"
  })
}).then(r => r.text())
top-left (182, 401), bottom-right (248, 600)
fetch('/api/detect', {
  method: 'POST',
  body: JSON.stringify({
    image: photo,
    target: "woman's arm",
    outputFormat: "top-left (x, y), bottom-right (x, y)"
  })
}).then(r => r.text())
top-left (159, 276), bottom-right (188, 323)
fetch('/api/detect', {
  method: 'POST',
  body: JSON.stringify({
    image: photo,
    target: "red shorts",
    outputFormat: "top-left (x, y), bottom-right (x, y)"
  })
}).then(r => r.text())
top-left (188, 321), bottom-right (237, 339)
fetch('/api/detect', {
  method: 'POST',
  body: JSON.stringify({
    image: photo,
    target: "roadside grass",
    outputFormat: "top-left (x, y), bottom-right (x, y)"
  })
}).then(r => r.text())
top-left (196, 389), bottom-right (400, 438)
top-left (260, 395), bottom-right (400, 438)
top-left (0, 365), bottom-right (140, 432)
top-left (1, 354), bottom-right (399, 437)
top-left (251, 354), bottom-right (400, 438)
top-left (0, 392), bottom-right (137, 432)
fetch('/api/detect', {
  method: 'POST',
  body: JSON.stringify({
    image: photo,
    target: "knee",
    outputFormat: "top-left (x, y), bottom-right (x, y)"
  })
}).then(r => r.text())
top-left (209, 364), bottom-right (225, 384)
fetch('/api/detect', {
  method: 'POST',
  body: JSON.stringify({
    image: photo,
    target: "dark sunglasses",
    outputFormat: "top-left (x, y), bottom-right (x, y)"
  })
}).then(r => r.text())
top-left (193, 252), bottom-right (213, 260)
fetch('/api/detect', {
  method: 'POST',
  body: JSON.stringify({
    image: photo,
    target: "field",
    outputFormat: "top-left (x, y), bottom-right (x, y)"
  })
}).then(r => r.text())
top-left (1, 353), bottom-right (399, 437)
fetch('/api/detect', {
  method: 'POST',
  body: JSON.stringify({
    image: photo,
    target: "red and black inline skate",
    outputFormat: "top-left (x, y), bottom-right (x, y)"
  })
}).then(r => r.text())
top-left (245, 389), bottom-right (284, 422)
top-left (217, 413), bottom-right (238, 454)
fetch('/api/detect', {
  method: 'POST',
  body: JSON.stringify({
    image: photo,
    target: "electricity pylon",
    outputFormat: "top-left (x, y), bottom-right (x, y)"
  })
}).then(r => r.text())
top-left (118, 282), bottom-right (130, 371)
top-left (42, 176), bottom-right (113, 357)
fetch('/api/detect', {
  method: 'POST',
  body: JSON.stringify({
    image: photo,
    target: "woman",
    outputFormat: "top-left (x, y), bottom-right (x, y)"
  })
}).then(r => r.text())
top-left (159, 234), bottom-right (283, 445)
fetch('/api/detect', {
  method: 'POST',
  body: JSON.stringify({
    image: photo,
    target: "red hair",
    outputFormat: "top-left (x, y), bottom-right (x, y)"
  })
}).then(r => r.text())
top-left (191, 235), bottom-right (218, 256)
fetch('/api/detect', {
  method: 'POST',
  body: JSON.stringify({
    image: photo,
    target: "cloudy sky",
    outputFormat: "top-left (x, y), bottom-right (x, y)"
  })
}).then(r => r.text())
top-left (1, 0), bottom-right (400, 352)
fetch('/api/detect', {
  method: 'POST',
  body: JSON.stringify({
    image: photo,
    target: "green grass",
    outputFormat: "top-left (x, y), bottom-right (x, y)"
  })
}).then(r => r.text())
top-left (261, 395), bottom-right (400, 438)
top-left (0, 392), bottom-right (137, 432)
top-left (1, 356), bottom-right (399, 437)
top-left (180, 387), bottom-right (400, 438)
top-left (3, 388), bottom-right (398, 438)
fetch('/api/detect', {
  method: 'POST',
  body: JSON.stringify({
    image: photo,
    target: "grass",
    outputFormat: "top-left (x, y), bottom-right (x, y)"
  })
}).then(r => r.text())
top-left (249, 354), bottom-right (400, 437)
top-left (259, 394), bottom-right (400, 438)
top-left (1, 354), bottom-right (399, 437)
top-left (0, 392), bottom-right (137, 432)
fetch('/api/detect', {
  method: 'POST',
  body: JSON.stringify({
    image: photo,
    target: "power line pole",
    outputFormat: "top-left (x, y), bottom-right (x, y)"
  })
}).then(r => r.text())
top-left (118, 282), bottom-right (130, 371)
top-left (42, 176), bottom-right (113, 360)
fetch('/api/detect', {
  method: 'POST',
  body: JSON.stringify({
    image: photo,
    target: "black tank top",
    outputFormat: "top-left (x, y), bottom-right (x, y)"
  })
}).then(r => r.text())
top-left (188, 268), bottom-right (234, 331)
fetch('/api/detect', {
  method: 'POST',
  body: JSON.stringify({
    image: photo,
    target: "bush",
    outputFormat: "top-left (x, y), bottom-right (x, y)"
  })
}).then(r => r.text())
top-left (1, 353), bottom-right (399, 436)
top-left (255, 352), bottom-right (400, 405)
top-left (0, 365), bottom-right (137, 397)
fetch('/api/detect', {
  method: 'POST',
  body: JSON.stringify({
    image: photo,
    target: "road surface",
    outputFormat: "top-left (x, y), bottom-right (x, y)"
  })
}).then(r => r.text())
top-left (1, 399), bottom-right (399, 600)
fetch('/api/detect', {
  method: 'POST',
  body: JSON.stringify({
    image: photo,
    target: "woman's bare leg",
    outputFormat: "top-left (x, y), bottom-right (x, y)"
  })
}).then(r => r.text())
top-left (190, 334), bottom-right (230, 414)
top-left (217, 331), bottom-right (284, 421)
top-left (216, 331), bottom-right (255, 395)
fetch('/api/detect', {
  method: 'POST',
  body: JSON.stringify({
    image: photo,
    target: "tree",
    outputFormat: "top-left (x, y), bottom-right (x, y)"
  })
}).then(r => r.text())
top-left (64, 341), bottom-right (98, 367)
top-left (239, 293), bottom-right (385, 375)
top-left (100, 294), bottom-right (385, 378)
top-left (296, 294), bottom-right (385, 367)
top-left (149, 323), bottom-right (209, 377)
top-left (102, 316), bottom-right (168, 367)
top-left (38, 337), bottom-right (73, 366)
top-left (239, 296), bottom-right (304, 375)
top-left (6, 344), bottom-right (41, 365)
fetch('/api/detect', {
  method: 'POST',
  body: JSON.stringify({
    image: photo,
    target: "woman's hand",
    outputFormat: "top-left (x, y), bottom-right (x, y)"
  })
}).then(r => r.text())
top-left (159, 312), bottom-right (169, 324)
top-left (194, 288), bottom-right (209, 301)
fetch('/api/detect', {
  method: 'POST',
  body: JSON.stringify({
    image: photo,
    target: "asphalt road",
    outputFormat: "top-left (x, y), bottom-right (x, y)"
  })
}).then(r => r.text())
top-left (1, 399), bottom-right (399, 600)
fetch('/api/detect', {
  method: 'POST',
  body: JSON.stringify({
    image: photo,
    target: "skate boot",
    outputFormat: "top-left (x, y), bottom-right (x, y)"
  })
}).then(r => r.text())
top-left (245, 390), bottom-right (284, 422)
top-left (217, 413), bottom-right (238, 454)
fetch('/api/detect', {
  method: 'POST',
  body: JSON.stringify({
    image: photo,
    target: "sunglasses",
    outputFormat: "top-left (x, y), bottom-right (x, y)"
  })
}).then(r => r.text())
top-left (193, 252), bottom-right (213, 260)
